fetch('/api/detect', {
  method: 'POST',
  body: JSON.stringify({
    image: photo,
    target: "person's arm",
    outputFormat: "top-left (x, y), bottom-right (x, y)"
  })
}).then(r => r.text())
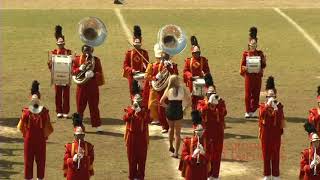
top-left (202, 57), bottom-right (210, 75)
top-left (183, 58), bottom-right (192, 83)
top-left (94, 57), bottom-right (105, 86)
top-left (240, 52), bottom-right (247, 76)
top-left (88, 144), bottom-right (94, 176)
top-left (123, 51), bottom-right (133, 78)
top-left (63, 144), bottom-right (72, 177)
top-left (160, 89), bottom-right (169, 107)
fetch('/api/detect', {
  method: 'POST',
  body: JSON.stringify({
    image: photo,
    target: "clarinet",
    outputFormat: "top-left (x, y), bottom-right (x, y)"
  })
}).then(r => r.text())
top-left (196, 135), bottom-right (200, 165)
top-left (77, 139), bottom-right (81, 170)
top-left (314, 145), bottom-right (317, 176)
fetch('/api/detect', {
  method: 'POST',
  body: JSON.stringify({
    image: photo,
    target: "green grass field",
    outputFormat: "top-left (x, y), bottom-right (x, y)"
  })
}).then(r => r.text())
top-left (1, 8), bottom-right (320, 180)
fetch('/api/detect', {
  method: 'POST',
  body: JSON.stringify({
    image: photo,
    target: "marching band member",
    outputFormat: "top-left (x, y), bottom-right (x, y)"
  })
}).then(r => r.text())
top-left (48, 25), bottom-right (72, 118)
top-left (258, 77), bottom-right (285, 180)
top-left (31, 80), bottom-right (41, 99)
top-left (179, 110), bottom-right (209, 180)
top-left (17, 86), bottom-right (53, 180)
top-left (240, 27), bottom-right (267, 118)
top-left (123, 80), bottom-right (151, 180)
top-left (72, 45), bottom-right (104, 132)
top-left (160, 75), bottom-right (191, 158)
top-left (300, 122), bottom-right (320, 180)
top-left (123, 25), bottom-right (149, 98)
top-left (308, 86), bottom-right (320, 135)
top-left (183, 36), bottom-right (210, 110)
top-left (145, 43), bottom-right (179, 133)
top-left (63, 126), bottom-right (94, 180)
top-left (197, 86), bottom-right (227, 180)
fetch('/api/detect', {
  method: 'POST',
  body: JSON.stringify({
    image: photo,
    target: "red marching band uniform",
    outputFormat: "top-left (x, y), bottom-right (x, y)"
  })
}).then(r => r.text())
top-left (197, 86), bottom-right (227, 179)
top-left (300, 122), bottom-right (320, 180)
top-left (240, 27), bottom-right (266, 118)
top-left (308, 87), bottom-right (320, 135)
top-left (184, 36), bottom-right (210, 110)
top-left (258, 77), bottom-right (285, 180)
top-left (122, 25), bottom-right (149, 98)
top-left (72, 45), bottom-right (105, 130)
top-left (63, 127), bottom-right (94, 180)
top-left (48, 25), bottom-right (72, 118)
top-left (17, 82), bottom-right (53, 180)
top-left (123, 80), bottom-right (151, 180)
top-left (179, 111), bottom-right (210, 180)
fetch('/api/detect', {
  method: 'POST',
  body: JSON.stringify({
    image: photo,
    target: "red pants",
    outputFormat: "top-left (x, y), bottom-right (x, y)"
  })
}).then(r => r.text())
top-left (206, 136), bottom-right (223, 178)
top-left (244, 75), bottom-right (262, 113)
top-left (191, 95), bottom-right (204, 110)
top-left (24, 139), bottom-right (46, 179)
top-left (76, 81), bottom-right (101, 127)
top-left (126, 132), bottom-right (148, 180)
top-left (261, 132), bottom-right (281, 176)
top-left (55, 85), bottom-right (70, 114)
top-left (157, 90), bottom-right (169, 130)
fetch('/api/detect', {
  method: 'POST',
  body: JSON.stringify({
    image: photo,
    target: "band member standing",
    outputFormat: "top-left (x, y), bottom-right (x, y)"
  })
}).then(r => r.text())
top-left (240, 27), bottom-right (267, 118)
top-left (179, 110), bottom-right (209, 180)
top-left (123, 25), bottom-right (149, 98)
top-left (72, 45), bottom-right (105, 132)
top-left (48, 25), bottom-right (72, 118)
top-left (17, 84), bottom-right (53, 180)
top-left (183, 36), bottom-right (210, 110)
top-left (197, 86), bottom-right (227, 180)
top-left (300, 122), bottom-right (320, 180)
top-left (63, 126), bottom-right (94, 180)
top-left (123, 80), bottom-right (151, 180)
top-left (145, 44), bottom-right (179, 133)
top-left (258, 77), bottom-right (285, 180)
top-left (160, 75), bottom-right (191, 158)
top-left (308, 86), bottom-right (320, 135)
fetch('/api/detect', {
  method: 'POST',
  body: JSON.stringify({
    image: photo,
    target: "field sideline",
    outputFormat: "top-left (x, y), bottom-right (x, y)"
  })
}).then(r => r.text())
top-left (1, 6), bottom-right (320, 180)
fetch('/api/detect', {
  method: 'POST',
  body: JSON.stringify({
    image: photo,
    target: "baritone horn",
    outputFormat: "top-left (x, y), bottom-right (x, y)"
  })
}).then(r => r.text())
top-left (73, 17), bottom-right (107, 85)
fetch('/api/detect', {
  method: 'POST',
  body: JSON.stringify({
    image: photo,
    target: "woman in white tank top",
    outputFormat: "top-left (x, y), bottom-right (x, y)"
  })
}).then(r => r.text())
top-left (160, 75), bottom-right (191, 158)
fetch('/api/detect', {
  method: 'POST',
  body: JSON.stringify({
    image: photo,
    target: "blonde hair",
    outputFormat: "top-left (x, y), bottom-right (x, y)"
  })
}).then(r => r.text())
top-left (164, 75), bottom-right (180, 97)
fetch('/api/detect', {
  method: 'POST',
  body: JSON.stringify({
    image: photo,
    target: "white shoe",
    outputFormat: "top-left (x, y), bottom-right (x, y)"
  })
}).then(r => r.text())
top-left (151, 121), bottom-right (160, 125)
top-left (161, 129), bottom-right (168, 133)
top-left (63, 114), bottom-right (69, 118)
top-left (245, 112), bottom-right (250, 118)
top-left (263, 176), bottom-right (271, 180)
top-left (272, 176), bottom-right (280, 180)
top-left (57, 113), bottom-right (63, 118)
top-left (96, 126), bottom-right (103, 132)
top-left (250, 111), bottom-right (257, 118)
top-left (37, 179), bottom-right (43, 180)
top-left (212, 178), bottom-right (219, 180)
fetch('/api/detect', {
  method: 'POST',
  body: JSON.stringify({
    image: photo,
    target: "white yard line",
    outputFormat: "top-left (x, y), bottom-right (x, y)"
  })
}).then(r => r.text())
top-left (114, 8), bottom-right (183, 179)
top-left (274, 7), bottom-right (320, 54)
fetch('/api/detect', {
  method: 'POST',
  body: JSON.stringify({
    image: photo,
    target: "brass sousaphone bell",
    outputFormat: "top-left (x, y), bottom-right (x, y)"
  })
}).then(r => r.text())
top-left (72, 17), bottom-right (107, 84)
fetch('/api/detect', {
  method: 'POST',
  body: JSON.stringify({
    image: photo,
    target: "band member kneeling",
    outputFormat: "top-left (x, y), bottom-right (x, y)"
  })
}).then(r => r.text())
top-left (17, 81), bottom-right (53, 180)
top-left (72, 45), bottom-right (105, 132)
top-left (179, 110), bottom-right (210, 180)
top-left (63, 126), bottom-right (94, 180)
top-left (123, 80), bottom-right (151, 180)
top-left (197, 84), bottom-right (227, 180)
top-left (259, 77), bottom-right (285, 180)
top-left (300, 122), bottom-right (320, 180)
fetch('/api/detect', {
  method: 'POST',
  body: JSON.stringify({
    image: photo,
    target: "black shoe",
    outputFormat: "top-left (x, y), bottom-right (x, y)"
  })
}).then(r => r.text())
top-left (114, 0), bottom-right (123, 4)
top-left (169, 146), bottom-right (175, 153)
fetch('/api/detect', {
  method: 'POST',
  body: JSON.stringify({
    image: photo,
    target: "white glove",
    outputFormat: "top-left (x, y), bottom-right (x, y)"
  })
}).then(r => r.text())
top-left (73, 154), bottom-right (78, 162)
top-left (198, 144), bottom-right (205, 155)
top-left (267, 97), bottom-right (275, 106)
top-left (135, 106), bottom-right (141, 113)
top-left (79, 64), bottom-right (86, 71)
top-left (310, 159), bottom-right (319, 169)
top-left (272, 102), bottom-right (278, 110)
top-left (85, 70), bottom-right (94, 78)
top-left (155, 72), bottom-right (163, 80)
top-left (192, 148), bottom-right (200, 158)
top-left (164, 60), bottom-right (173, 68)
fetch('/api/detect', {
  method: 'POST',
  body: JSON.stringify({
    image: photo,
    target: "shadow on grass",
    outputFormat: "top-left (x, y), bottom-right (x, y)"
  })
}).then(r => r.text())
top-left (0, 148), bottom-right (23, 156)
top-left (0, 135), bottom-right (23, 143)
top-left (0, 170), bottom-right (20, 180)
top-left (225, 116), bottom-right (306, 124)
top-left (0, 118), bottom-right (19, 128)
top-left (225, 133), bottom-right (257, 140)
top-left (86, 130), bottom-right (124, 137)
top-left (221, 158), bottom-right (248, 163)
top-left (0, 159), bottom-right (23, 179)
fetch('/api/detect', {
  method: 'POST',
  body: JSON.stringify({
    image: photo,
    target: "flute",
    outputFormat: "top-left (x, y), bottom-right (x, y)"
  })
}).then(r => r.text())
top-left (196, 135), bottom-right (200, 165)
top-left (77, 139), bottom-right (81, 170)
top-left (314, 145), bottom-right (317, 176)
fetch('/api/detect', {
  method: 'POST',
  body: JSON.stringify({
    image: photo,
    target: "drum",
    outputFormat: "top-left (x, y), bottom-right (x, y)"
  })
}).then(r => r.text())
top-left (133, 72), bottom-right (146, 90)
top-left (192, 78), bottom-right (206, 96)
top-left (246, 56), bottom-right (261, 73)
top-left (51, 55), bottom-right (72, 86)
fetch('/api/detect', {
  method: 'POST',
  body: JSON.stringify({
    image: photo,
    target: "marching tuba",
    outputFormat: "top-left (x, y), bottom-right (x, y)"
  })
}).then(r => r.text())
top-left (151, 24), bottom-right (187, 91)
top-left (72, 17), bottom-right (107, 85)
